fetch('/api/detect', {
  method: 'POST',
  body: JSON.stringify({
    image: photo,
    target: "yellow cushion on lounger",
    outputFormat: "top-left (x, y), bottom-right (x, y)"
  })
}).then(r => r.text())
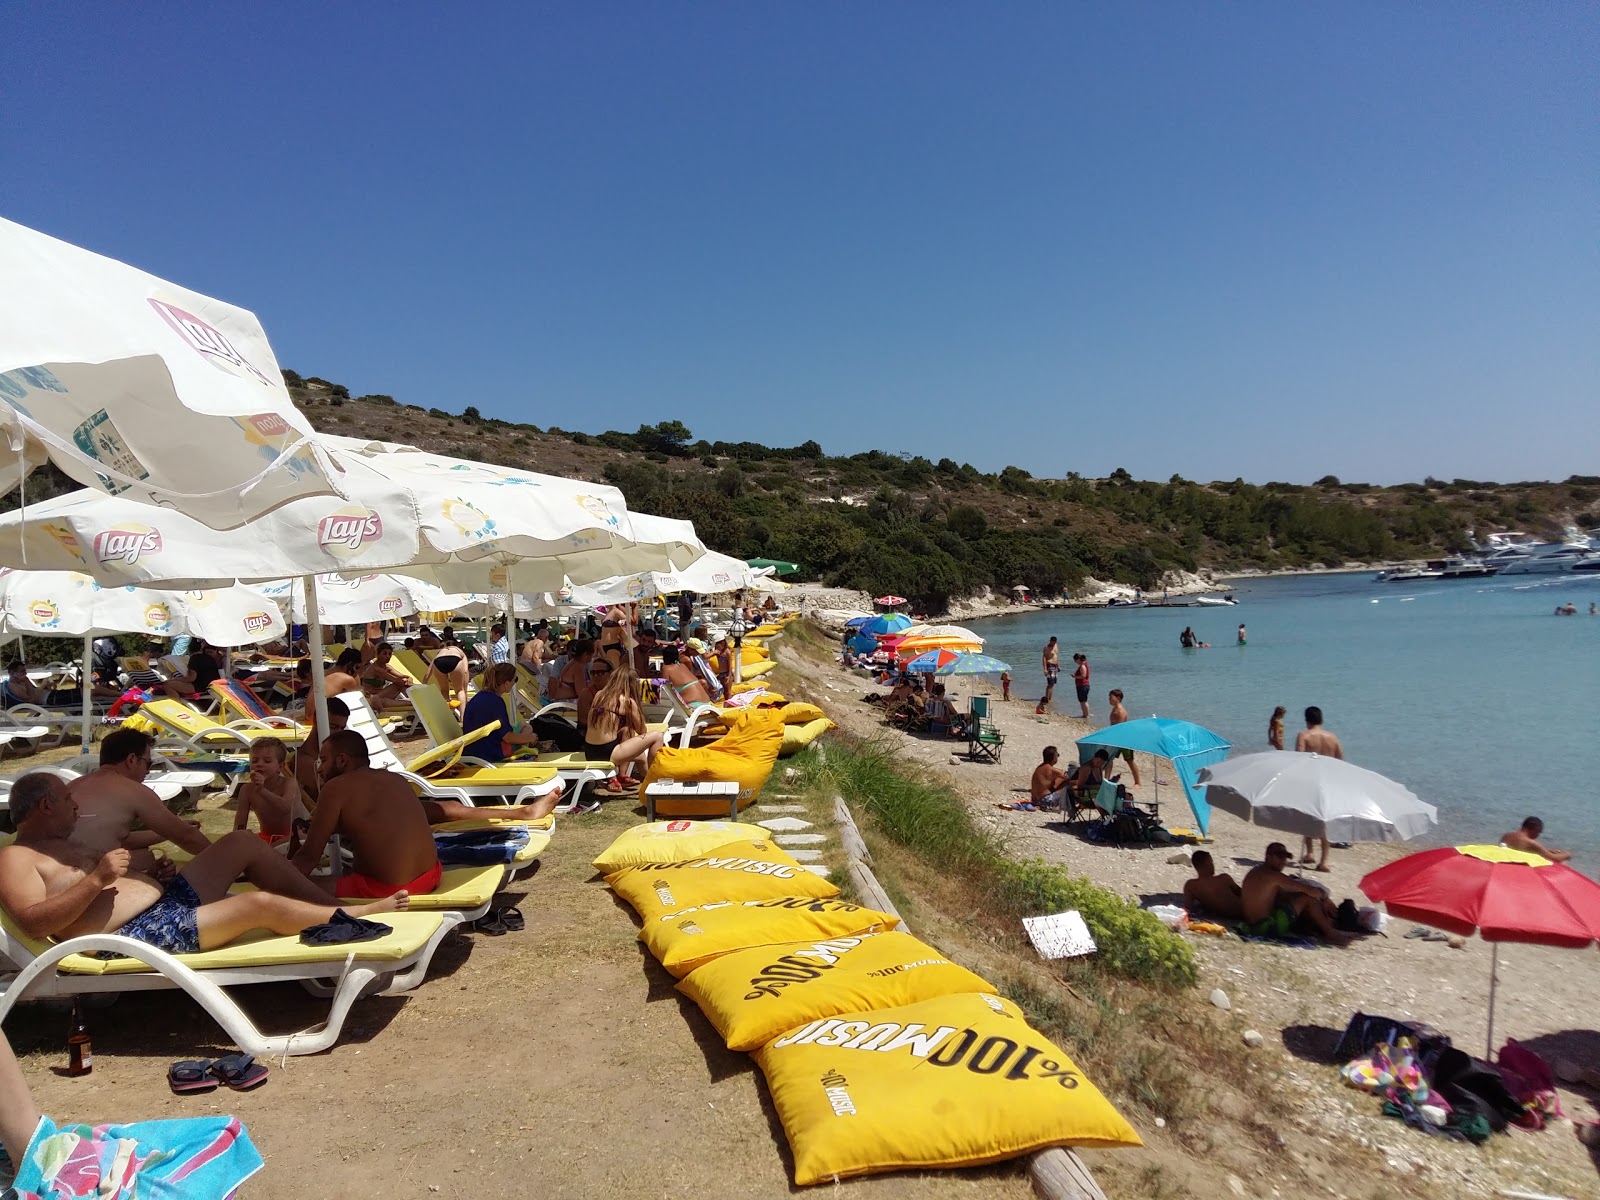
top-left (607, 839), bottom-right (838, 922)
top-left (592, 820), bottom-right (770, 874)
top-left (47, 911), bottom-right (449, 976)
top-left (752, 992), bottom-right (1142, 1185)
top-left (777, 702), bottom-right (826, 724)
top-left (639, 898), bottom-right (901, 979)
top-left (740, 660), bottom-right (776, 680)
top-left (340, 864), bottom-right (502, 909)
top-left (641, 710), bottom-right (786, 816)
top-left (678, 930), bottom-right (998, 1052)
top-left (779, 718), bottom-right (835, 757)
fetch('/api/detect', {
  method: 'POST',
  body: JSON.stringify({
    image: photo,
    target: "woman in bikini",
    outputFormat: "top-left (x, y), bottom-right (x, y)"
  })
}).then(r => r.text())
top-left (583, 663), bottom-right (665, 792)
top-left (1268, 705), bottom-right (1286, 751)
top-left (660, 646), bottom-right (711, 706)
top-left (425, 630), bottom-right (471, 710)
top-left (596, 605), bottom-right (629, 668)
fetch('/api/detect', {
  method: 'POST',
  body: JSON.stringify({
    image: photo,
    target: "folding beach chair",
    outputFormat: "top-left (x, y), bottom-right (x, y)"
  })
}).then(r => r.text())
top-left (209, 679), bottom-right (310, 734)
top-left (965, 696), bottom-right (1005, 763)
top-left (0, 904), bottom-right (459, 1057)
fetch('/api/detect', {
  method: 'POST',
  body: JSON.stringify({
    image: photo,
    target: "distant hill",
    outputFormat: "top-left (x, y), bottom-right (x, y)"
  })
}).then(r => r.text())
top-left (9, 372), bottom-right (1596, 613)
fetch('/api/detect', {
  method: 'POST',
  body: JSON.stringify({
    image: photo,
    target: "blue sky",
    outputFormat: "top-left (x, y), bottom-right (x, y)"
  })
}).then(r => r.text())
top-left (4, 3), bottom-right (1595, 485)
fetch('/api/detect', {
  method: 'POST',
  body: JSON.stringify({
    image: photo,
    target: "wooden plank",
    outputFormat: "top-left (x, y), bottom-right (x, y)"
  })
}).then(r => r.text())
top-left (1028, 1149), bottom-right (1111, 1200)
top-left (847, 858), bottom-right (903, 926)
top-left (833, 795), bottom-right (873, 864)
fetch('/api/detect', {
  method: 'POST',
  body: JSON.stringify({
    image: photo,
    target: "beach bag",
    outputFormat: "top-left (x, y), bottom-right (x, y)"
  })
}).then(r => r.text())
top-left (592, 820), bottom-right (769, 874)
top-left (607, 839), bottom-right (839, 922)
top-left (1431, 1047), bottom-right (1524, 1132)
top-left (1496, 1040), bottom-right (1563, 1124)
top-left (1334, 1012), bottom-right (1450, 1065)
top-left (678, 930), bottom-right (997, 1051)
top-left (641, 710), bottom-right (786, 816)
top-left (751, 992), bottom-right (1142, 1185)
top-left (640, 897), bottom-right (900, 979)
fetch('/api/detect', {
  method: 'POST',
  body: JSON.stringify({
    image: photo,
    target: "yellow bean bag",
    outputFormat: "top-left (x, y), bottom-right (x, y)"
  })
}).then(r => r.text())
top-left (777, 702), bottom-right (826, 724)
top-left (639, 897), bottom-right (900, 979)
top-left (779, 717), bottom-right (834, 757)
top-left (641, 710), bottom-right (786, 816)
top-left (608, 839), bottom-right (838, 922)
top-left (677, 930), bottom-right (997, 1052)
top-left (593, 820), bottom-right (770, 875)
top-left (739, 644), bottom-right (771, 664)
top-left (729, 681), bottom-right (777, 698)
top-left (740, 659), bottom-right (777, 680)
top-left (753, 992), bottom-right (1142, 1185)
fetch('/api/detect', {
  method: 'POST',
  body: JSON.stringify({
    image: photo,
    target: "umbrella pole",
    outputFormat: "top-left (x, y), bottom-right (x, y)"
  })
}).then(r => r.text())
top-left (503, 581), bottom-right (516, 725)
top-left (79, 634), bottom-right (93, 754)
top-left (304, 576), bottom-right (331, 739)
top-left (1485, 942), bottom-right (1500, 1059)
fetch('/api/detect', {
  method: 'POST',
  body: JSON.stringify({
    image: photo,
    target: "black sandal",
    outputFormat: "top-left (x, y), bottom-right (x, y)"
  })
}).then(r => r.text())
top-left (499, 908), bottom-right (525, 932)
top-left (168, 1059), bottom-right (218, 1095)
top-left (475, 912), bottom-right (508, 936)
top-left (209, 1053), bottom-right (269, 1091)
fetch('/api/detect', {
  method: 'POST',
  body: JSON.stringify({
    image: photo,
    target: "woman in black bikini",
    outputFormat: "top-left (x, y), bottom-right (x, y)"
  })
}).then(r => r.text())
top-left (425, 630), bottom-right (471, 710)
top-left (583, 663), bottom-right (665, 791)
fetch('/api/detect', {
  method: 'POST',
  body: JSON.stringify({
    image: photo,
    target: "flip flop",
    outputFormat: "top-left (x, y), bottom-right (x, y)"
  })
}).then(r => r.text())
top-left (209, 1053), bottom-right (269, 1091)
top-left (168, 1059), bottom-right (218, 1095)
top-left (498, 908), bottom-right (525, 932)
top-left (475, 912), bottom-right (508, 936)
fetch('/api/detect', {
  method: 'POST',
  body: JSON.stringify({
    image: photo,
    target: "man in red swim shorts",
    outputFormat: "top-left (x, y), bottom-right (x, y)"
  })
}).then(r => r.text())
top-left (291, 730), bottom-right (443, 898)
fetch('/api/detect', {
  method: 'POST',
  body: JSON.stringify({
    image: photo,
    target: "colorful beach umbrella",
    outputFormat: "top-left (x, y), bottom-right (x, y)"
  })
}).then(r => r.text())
top-left (901, 649), bottom-right (1012, 676)
top-left (1076, 717), bottom-right (1231, 834)
top-left (0, 216), bottom-right (337, 528)
top-left (844, 616), bottom-right (875, 629)
top-left (865, 613), bottom-right (913, 636)
top-left (1360, 845), bottom-right (1600, 1052)
top-left (896, 624), bottom-right (985, 656)
top-left (1199, 752), bottom-right (1437, 844)
top-left (874, 594), bottom-right (907, 607)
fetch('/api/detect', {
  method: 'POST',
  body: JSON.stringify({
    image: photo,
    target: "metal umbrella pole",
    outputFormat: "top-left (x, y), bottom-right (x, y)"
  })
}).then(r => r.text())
top-left (79, 633), bottom-right (93, 753)
top-left (303, 575), bottom-right (330, 737)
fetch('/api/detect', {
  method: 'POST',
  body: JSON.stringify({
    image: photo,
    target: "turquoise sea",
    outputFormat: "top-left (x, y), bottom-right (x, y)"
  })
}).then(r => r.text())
top-left (973, 571), bottom-right (1600, 855)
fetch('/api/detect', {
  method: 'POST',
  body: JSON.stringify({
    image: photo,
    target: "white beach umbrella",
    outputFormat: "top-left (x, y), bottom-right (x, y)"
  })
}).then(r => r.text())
top-left (1198, 752), bottom-right (1438, 843)
top-left (257, 574), bottom-right (461, 625)
top-left (569, 549), bottom-right (761, 607)
top-left (0, 217), bottom-right (336, 526)
top-left (0, 569), bottom-right (285, 750)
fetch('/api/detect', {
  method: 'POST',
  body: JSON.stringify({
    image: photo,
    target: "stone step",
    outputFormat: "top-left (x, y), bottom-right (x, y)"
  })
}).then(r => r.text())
top-left (775, 833), bottom-right (828, 846)
top-left (800, 865), bottom-right (832, 877)
top-left (756, 817), bottom-right (814, 833)
top-left (785, 849), bottom-right (824, 862)
top-left (756, 804), bottom-right (808, 812)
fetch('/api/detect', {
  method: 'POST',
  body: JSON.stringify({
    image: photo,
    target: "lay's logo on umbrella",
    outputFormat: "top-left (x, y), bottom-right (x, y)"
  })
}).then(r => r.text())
top-left (242, 611), bottom-right (274, 633)
top-left (318, 508), bottom-right (383, 556)
top-left (377, 596), bottom-right (404, 614)
top-left (148, 298), bottom-right (274, 387)
top-left (94, 527), bottom-right (162, 566)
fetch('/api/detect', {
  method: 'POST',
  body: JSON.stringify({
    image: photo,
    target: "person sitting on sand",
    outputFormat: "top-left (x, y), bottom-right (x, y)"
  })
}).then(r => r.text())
top-left (292, 731), bottom-right (443, 898)
top-left (1031, 746), bottom-right (1070, 811)
top-left (1239, 842), bottom-right (1349, 946)
top-left (233, 739), bottom-right (308, 848)
top-left (68, 729), bottom-right (211, 869)
top-left (0, 773), bottom-right (408, 956)
top-left (1182, 850), bottom-right (1244, 919)
top-left (1501, 816), bottom-right (1572, 863)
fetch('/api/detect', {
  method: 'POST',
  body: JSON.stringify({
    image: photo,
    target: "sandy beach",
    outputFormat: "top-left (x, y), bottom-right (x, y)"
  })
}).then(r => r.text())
top-left (777, 620), bottom-right (1600, 1198)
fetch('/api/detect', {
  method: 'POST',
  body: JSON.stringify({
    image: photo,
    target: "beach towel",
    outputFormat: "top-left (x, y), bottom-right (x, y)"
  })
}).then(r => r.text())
top-left (433, 827), bottom-right (531, 866)
top-left (3, 1113), bottom-right (262, 1198)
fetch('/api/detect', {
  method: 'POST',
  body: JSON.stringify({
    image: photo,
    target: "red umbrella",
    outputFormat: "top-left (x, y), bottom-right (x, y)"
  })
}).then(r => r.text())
top-left (1361, 844), bottom-right (1600, 1052)
top-left (874, 594), bottom-right (907, 607)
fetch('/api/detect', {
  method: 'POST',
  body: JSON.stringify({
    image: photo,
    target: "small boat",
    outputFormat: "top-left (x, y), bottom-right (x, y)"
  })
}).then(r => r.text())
top-left (1193, 594), bottom-right (1238, 607)
top-left (1103, 597), bottom-right (1147, 608)
top-left (1436, 556), bottom-right (1498, 579)
top-left (1381, 566), bottom-right (1444, 582)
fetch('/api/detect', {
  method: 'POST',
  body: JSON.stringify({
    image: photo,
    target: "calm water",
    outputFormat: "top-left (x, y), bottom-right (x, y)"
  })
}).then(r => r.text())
top-left (974, 571), bottom-right (1600, 854)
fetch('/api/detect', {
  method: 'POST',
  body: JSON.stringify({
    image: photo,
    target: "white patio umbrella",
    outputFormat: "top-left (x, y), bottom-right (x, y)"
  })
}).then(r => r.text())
top-left (1198, 752), bottom-right (1438, 843)
top-left (0, 569), bottom-right (285, 750)
top-left (0, 217), bottom-right (336, 527)
top-left (257, 574), bottom-right (461, 625)
top-left (0, 437), bottom-right (704, 730)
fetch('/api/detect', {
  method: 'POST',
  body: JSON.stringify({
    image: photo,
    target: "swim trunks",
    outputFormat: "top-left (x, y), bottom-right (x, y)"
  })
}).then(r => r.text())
top-left (1044, 666), bottom-right (1060, 682)
top-left (336, 860), bottom-right (443, 899)
top-left (114, 876), bottom-right (203, 955)
top-left (1241, 906), bottom-right (1296, 939)
top-left (258, 830), bottom-right (290, 846)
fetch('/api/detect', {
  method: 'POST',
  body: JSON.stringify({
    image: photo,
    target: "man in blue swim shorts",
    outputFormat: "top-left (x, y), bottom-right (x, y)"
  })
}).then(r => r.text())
top-left (0, 774), bottom-right (410, 955)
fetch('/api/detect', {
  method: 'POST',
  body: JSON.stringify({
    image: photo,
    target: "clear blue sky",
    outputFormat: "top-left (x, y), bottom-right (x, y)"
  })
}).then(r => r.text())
top-left (5, 3), bottom-right (1595, 485)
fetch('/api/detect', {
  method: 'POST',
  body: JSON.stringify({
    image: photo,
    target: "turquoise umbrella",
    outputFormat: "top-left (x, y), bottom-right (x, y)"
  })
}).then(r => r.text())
top-left (902, 649), bottom-right (1011, 676)
top-left (865, 613), bottom-right (913, 636)
top-left (1076, 717), bottom-right (1231, 834)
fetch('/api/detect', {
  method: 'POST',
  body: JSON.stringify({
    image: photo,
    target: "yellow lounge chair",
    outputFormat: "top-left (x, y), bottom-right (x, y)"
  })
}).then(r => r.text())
top-left (407, 684), bottom-right (615, 797)
top-left (235, 861), bottom-right (517, 923)
top-left (336, 690), bottom-right (561, 804)
top-left (0, 905), bottom-right (459, 1057)
top-left (125, 698), bottom-right (303, 747)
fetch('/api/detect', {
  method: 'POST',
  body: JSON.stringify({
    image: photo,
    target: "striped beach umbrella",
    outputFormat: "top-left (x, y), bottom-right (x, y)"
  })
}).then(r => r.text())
top-left (901, 649), bottom-right (1012, 676)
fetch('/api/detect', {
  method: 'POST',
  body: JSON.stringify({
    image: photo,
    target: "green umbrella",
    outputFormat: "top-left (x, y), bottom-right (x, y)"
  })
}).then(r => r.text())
top-left (745, 557), bottom-right (799, 576)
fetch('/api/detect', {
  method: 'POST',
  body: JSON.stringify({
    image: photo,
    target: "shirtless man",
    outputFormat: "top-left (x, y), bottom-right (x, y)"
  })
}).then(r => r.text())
top-left (414, 625), bottom-right (443, 651)
top-left (323, 648), bottom-right (365, 700)
top-left (67, 729), bottom-right (210, 869)
top-left (1038, 637), bottom-right (1060, 713)
top-left (1107, 688), bottom-right (1142, 786)
top-left (1295, 706), bottom-right (1343, 871)
top-left (1501, 817), bottom-right (1572, 863)
top-left (1030, 746), bottom-right (1070, 811)
top-left (0, 773), bottom-right (406, 957)
top-left (292, 730), bottom-right (443, 898)
top-left (1240, 842), bottom-right (1348, 946)
top-left (1181, 850), bottom-right (1243, 919)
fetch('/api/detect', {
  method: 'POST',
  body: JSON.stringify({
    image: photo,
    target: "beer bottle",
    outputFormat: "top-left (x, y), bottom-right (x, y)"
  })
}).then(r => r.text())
top-left (66, 997), bottom-right (92, 1076)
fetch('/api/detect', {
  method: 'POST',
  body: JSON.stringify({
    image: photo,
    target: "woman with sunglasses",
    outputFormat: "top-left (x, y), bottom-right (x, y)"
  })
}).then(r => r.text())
top-left (583, 662), bottom-right (665, 794)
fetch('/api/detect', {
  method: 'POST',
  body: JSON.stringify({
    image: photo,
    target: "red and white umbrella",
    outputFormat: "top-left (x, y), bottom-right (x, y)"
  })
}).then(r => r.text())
top-left (874, 594), bottom-right (907, 607)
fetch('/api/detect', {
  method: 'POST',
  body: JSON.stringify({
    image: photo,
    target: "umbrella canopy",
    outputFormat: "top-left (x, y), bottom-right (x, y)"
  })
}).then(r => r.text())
top-left (865, 613), bottom-right (914, 636)
top-left (0, 217), bottom-right (336, 527)
top-left (746, 557), bottom-right (799, 576)
top-left (901, 649), bottom-right (1011, 676)
top-left (1199, 752), bottom-right (1438, 843)
top-left (569, 550), bottom-right (762, 606)
top-left (874, 594), bottom-right (907, 607)
top-left (896, 624), bottom-right (984, 656)
top-left (843, 616), bottom-right (875, 629)
top-left (258, 574), bottom-right (461, 625)
top-left (847, 633), bottom-right (881, 655)
top-left (0, 436), bottom-right (701, 591)
top-left (0, 569), bottom-right (284, 645)
top-left (1360, 844), bottom-right (1600, 1053)
top-left (1076, 717), bottom-right (1231, 834)
top-left (1360, 845), bottom-right (1600, 948)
